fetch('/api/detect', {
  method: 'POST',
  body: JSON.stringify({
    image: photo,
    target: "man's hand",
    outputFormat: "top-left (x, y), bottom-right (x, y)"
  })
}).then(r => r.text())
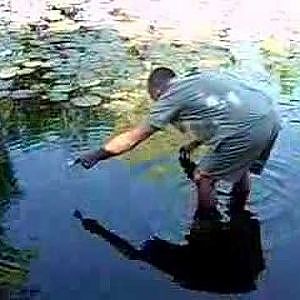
top-left (77, 149), bottom-right (108, 169)
top-left (180, 140), bottom-right (201, 153)
top-left (78, 124), bottom-right (157, 169)
top-left (178, 140), bottom-right (201, 180)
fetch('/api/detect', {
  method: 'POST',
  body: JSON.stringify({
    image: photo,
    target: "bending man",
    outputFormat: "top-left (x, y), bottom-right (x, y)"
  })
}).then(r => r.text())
top-left (78, 67), bottom-right (281, 218)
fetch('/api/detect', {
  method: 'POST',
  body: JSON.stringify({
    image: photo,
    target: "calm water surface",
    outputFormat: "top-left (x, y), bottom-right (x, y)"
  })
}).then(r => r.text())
top-left (1, 1), bottom-right (300, 299)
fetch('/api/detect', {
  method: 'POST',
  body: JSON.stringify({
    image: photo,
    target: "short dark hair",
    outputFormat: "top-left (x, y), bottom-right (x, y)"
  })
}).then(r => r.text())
top-left (147, 67), bottom-right (176, 91)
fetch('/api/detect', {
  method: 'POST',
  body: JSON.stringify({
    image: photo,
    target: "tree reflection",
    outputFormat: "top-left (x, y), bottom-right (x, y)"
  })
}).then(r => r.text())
top-left (0, 136), bottom-right (33, 290)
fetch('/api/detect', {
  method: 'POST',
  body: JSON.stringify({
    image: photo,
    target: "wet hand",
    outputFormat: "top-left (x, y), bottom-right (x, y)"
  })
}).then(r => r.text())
top-left (76, 150), bottom-right (102, 169)
top-left (179, 145), bottom-right (191, 163)
top-left (178, 145), bottom-right (197, 180)
top-left (180, 143), bottom-right (192, 153)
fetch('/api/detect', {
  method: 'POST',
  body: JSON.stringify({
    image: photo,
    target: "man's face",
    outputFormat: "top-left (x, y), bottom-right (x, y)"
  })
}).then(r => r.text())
top-left (148, 85), bottom-right (161, 101)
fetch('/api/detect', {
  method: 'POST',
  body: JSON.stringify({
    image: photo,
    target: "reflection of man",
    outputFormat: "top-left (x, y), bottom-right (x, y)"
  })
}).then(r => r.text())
top-left (75, 191), bottom-right (265, 294)
top-left (78, 67), bottom-right (281, 218)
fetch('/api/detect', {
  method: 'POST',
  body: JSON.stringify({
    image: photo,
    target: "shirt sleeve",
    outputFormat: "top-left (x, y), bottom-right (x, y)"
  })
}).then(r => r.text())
top-left (144, 89), bottom-right (184, 131)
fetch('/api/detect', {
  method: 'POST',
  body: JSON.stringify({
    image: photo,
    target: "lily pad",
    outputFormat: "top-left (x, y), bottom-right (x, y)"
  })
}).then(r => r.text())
top-left (44, 10), bottom-right (64, 22)
top-left (51, 0), bottom-right (83, 8)
top-left (10, 89), bottom-right (35, 100)
top-left (89, 87), bottom-right (110, 99)
top-left (17, 68), bottom-right (36, 76)
top-left (0, 67), bottom-right (19, 80)
top-left (0, 90), bottom-right (10, 99)
top-left (52, 84), bottom-right (74, 93)
top-left (42, 72), bottom-right (56, 80)
top-left (49, 91), bottom-right (69, 102)
top-left (0, 80), bottom-right (13, 91)
top-left (261, 37), bottom-right (286, 56)
top-left (0, 49), bottom-right (12, 57)
top-left (142, 61), bottom-right (152, 71)
top-left (70, 95), bottom-right (102, 107)
top-left (109, 8), bottom-right (133, 22)
top-left (31, 83), bottom-right (48, 92)
top-left (14, 58), bottom-right (28, 65)
top-left (79, 79), bottom-right (101, 88)
top-left (22, 60), bottom-right (43, 68)
top-left (50, 20), bottom-right (80, 33)
top-left (40, 61), bottom-right (56, 68)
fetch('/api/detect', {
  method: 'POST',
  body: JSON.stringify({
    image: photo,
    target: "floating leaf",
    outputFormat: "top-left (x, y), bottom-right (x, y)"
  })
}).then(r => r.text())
top-left (70, 95), bottom-right (102, 107)
top-left (51, 84), bottom-right (74, 93)
top-left (49, 20), bottom-right (80, 33)
top-left (40, 61), bottom-right (56, 68)
top-left (0, 67), bottom-right (19, 80)
top-left (44, 10), bottom-right (64, 22)
top-left (142, 61), bottom-right (152, 71)
top-left (79, 79), bottom-right (101, 88)
top-left (49, 91), bottom-right (69, 102)
top-left (10, 89), bottom-right (35, 100)
top-left (41, 72), bottom-right (56, 80)
top-left (17, 68), bottom-right (36, 76)
top-left (22, 60), bottom-right (43, 68)
top-left (109, 8), bottom-right (134, 20)
top-left (48, 84), bottom-right (74, 102)
top-left (0, 80), bottom-right (13, 91)
top-left (31, 83), bottom-right (48, 92)
top-left (50, 0), bottom-right (84, 8)
top-left (14, 58), bottom-right (28, 66)
top-left (28, 53), bottom-right (45, 61)
top-left (0, 90), bottom-right (10, 99)
top-left (89, 87), bottom-right (111, 99)
top-left (0, 49), bottom-right (12, 57)
top-left (261, 37), bottom-right (286, 56)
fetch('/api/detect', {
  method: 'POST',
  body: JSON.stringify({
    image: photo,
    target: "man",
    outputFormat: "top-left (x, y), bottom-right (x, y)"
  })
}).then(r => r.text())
top-left (77, 67), bottom-right (281, 218)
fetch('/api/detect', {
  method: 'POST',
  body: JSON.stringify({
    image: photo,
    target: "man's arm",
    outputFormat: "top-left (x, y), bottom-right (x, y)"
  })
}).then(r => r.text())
top-left (79, 124), bottom-right (157, 169)
top-left (103, 124), bottom-right (156, 156)
top-left (79, 86), bottom-right (182, 169)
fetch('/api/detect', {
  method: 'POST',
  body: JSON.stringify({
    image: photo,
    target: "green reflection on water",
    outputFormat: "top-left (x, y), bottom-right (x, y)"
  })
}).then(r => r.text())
top-left (1, 5), bottom-right (300, 290)
top-left (0, 141), bottom-right (35, 289)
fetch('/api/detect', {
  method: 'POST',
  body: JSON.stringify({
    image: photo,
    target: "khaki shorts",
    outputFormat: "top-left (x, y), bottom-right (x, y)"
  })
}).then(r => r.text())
top-left (195, 112), bottom-right (281, 184)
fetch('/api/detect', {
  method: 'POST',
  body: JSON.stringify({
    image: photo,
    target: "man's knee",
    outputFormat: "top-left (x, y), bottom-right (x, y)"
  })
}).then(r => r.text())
top-left (192, 169), bottom-right (214, 186)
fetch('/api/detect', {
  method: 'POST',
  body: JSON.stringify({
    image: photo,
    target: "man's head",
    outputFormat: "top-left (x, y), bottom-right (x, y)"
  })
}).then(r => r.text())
top-left (147, 67), bottom-right (176, 101)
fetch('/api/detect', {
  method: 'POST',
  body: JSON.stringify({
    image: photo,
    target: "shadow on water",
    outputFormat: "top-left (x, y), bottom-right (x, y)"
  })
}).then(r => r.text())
top-left (74, 190), bottom-right (265, 295)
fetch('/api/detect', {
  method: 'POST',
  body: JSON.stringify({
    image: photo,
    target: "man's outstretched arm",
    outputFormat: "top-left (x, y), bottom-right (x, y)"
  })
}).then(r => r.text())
top-left (79, 124), bottom-right (157, 169)
top-left (103, 124), bottom-right (156, 155)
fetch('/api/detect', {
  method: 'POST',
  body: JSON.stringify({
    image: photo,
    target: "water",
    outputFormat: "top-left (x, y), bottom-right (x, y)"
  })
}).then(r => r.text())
top-left (1, 0), bottom-right (300, 299)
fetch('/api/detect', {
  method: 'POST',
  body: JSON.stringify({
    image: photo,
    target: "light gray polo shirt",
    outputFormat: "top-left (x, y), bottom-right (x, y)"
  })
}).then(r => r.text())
top-left (145, 70), bottom-right (280, 149)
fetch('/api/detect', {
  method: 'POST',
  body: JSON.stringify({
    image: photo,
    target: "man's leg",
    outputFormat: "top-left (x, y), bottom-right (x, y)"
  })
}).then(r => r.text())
top-left (230, 170), bottom-right (251, 210)
top-left (193, 170), bottom-right (216, 211)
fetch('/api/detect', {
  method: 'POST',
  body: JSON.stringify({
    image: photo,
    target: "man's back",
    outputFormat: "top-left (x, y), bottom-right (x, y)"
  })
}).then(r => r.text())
top-left (148, 70), bottom-right (281, 147)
